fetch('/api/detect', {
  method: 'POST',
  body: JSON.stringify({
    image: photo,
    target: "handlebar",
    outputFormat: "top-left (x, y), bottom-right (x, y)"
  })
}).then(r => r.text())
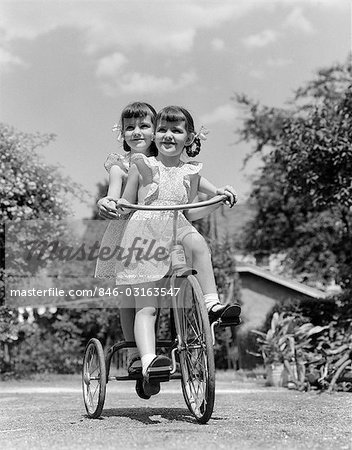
top-left (115, 194), bottom-right (228, 211)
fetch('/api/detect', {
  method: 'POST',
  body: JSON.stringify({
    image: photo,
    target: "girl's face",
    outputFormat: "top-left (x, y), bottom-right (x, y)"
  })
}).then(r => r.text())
top-left (155, 119), bottom-right (193, 158)
top-left (122, 115), bottom-right (154, 154)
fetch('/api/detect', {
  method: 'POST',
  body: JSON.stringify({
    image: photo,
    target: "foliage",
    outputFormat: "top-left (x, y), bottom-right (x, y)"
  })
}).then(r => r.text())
top-left (0, 122), bottom-right (98, 377)
top-left (251, 310), bottom-right (352, 392)
top-left (0, 123), bottom-right (85, 222)
top-left (263, 291), bottom-right (351, 330)
top-left (0, 306), bottom-right (123, 378)
top-left (12, 310), bottom-right (82, 375)
top-left (1, 123), bottom-right (87, 304)
top-left (235, 57), bottom-right (352, 290)
top-left (0, 307), bottom-right (20, 374)
top-left (302, 318), bottom-right (352, 393)
top-left (251, 312), bottom-right (327, 365)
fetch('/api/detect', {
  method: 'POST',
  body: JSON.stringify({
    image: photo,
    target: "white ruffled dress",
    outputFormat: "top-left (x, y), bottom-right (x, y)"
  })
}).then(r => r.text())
top-left (115, 154), bottom-right (202, 285)
top-left (94, 153), bottom-right (131, 278)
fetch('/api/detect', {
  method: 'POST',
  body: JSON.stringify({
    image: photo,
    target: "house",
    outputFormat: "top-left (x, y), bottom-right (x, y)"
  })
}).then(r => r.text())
top-left (231, 262), bottom-right (332, 369)
top-left (236, 263), bottom-right (330, 331)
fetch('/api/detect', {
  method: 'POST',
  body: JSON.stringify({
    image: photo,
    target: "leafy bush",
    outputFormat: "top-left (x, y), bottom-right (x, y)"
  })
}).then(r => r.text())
top-left (0, 306), bottom-right (123, 378)
top-left (251, 299), bottom-right (352, 392)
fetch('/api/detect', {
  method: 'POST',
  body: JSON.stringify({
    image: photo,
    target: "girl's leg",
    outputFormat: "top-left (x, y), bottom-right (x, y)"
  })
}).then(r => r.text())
top-left (182, 233), bottom-right (216, 296)
top-left (133, 282), bottom-right (171, 397)
top-left (119, 288), bottom-right (139, 365)
top-left (182, 233), bottom-right (241, 320)
top-left (133, 282), bottom-right (158, 374)
top-left (120, 308), bottom-right (136, 342)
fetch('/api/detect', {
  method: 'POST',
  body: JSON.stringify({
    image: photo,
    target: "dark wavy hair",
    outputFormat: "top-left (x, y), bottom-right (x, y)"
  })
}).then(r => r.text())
top-left (120, 102), bottom-right (157, 156)
top-left (155, 105), bottom-right (201, 157)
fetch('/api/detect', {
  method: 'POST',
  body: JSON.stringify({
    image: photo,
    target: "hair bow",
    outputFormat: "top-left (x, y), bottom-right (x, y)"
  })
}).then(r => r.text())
top-left (112, 123), bottom-right (123, 142)
top-left (195, 126), bottom-right (209, 141)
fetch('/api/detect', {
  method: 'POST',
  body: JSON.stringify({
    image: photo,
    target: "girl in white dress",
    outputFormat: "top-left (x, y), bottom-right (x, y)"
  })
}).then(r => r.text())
top-left (95, 101), bottom-right (157, 394)
top-left (116, 105), bottom-right (241, 396)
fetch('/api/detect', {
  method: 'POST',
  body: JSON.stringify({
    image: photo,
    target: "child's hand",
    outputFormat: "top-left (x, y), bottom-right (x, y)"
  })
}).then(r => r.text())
top-left (115, 198), bottom-right (132, 214)
top-left (216, 186), bottom-right (237, 208)
top-left (97, 196), bottom-right (119, 219)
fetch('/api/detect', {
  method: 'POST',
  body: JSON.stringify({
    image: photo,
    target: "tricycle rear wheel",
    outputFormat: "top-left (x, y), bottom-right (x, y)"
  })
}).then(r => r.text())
top-left (82, 338), bottom-right (106, 418)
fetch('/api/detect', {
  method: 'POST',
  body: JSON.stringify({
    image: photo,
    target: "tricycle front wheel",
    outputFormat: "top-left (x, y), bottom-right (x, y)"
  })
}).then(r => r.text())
top-left (176, 275), bottom-right (215, 424)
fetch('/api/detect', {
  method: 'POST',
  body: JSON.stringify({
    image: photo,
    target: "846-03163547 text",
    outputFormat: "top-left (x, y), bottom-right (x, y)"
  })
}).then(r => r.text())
top-left (9, 287), bottom-right (181, 298)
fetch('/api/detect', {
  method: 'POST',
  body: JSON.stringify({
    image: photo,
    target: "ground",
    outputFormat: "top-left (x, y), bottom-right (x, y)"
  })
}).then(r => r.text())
top-left (1, 373), bottom-right (351, 450)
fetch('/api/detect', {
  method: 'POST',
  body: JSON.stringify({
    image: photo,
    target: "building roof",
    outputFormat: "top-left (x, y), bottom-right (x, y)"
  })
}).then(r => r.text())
top-left (236, 263), bottom-right (329, 299)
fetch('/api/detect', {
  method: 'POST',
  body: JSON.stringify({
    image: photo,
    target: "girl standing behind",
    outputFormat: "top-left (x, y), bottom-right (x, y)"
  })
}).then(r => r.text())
top-left (95, 101), bottom-right (157, 393)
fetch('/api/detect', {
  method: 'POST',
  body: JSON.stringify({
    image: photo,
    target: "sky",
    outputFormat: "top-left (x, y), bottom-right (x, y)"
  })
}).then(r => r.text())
top-left (1, 0), bottom-right (351, 218)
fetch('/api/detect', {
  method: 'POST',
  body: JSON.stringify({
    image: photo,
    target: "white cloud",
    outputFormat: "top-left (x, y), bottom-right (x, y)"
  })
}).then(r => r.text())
top-left (120, 71), bottom-right (197, 94)
top-left (267, 0), bottom-right (348, 7)
top-left (266, 57), bottom-right (293, 67)
top-left (96, 53), bottom-right (127, 78)
top-left (100, 70), bottom-right (197, 96)
top-left (211, 38), bottom-right (225, 51)
top-left (199, 104), bottom-right (238, 125)
top-left (242, 29), bottom-right (279, 48)
top-left (0, 47), bottom-right (27, 71)
top-left (248, 69), bottom-right (265, 79)
top-left (0, 1), bottom-right (255, 54)
top-left (283, 7), bottom-right (314, 34)
top-left (0, 0), bottom-right (346, 55)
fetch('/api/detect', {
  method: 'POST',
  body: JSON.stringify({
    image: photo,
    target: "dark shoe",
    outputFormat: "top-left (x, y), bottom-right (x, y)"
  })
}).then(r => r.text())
top-left (127, 357), bottom-right (142, 377)
top-left (142, 380), bottom-right (161, 397)
top-left (142, 355), bottom-right (171, 397)
top-left (135, 379), bottom-right (151, 400)
top-left (208, 303), bottom-right (241, 324)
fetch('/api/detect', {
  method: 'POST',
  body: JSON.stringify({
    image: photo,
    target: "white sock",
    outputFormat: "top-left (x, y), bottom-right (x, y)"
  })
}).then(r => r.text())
top-left (203, 293), bottom-right (220, 312)
top-left (141, 353), bottom-right (156, 376)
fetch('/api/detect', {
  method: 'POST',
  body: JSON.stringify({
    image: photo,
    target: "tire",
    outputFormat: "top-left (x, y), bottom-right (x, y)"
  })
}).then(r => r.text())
top-left (82, 338), bottom-right (107, 419)
top-left (175, 275), bottom-right (215, 424)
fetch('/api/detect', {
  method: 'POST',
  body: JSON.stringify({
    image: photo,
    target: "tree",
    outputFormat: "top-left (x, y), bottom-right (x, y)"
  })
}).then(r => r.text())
top-left (234, 57), bottom-right (352, 290)
top-left (0, 124), bottom-right (122, 377)
top-left (0, 124), bottom-right (85, 222)
top-left (1, 124), bottom-right (93, 297)
top-left (1, 123), bottom-right (87, 304)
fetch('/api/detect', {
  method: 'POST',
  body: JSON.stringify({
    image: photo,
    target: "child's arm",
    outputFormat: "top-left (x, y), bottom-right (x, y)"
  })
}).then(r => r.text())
top-left (97, 165), bottom-right (125, 219)
top-left (115, 164), bottom-right (139, 214)
top-left (107, 165), bottom-right (124, 199)
top-left (184, 200), bottom-right (221, 222)
top-left (199, 176), bottom-right (237, 206)
top-left (185, 176), bottom-right (237, 222)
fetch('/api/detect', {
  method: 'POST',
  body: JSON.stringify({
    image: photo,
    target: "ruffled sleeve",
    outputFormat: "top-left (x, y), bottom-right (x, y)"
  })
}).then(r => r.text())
top-left (104, 153), bottom-right (129, 173)
top-left (181, 160), bottom-right (203, 175)
top-left (181, 161), bottom-right (203, 201)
